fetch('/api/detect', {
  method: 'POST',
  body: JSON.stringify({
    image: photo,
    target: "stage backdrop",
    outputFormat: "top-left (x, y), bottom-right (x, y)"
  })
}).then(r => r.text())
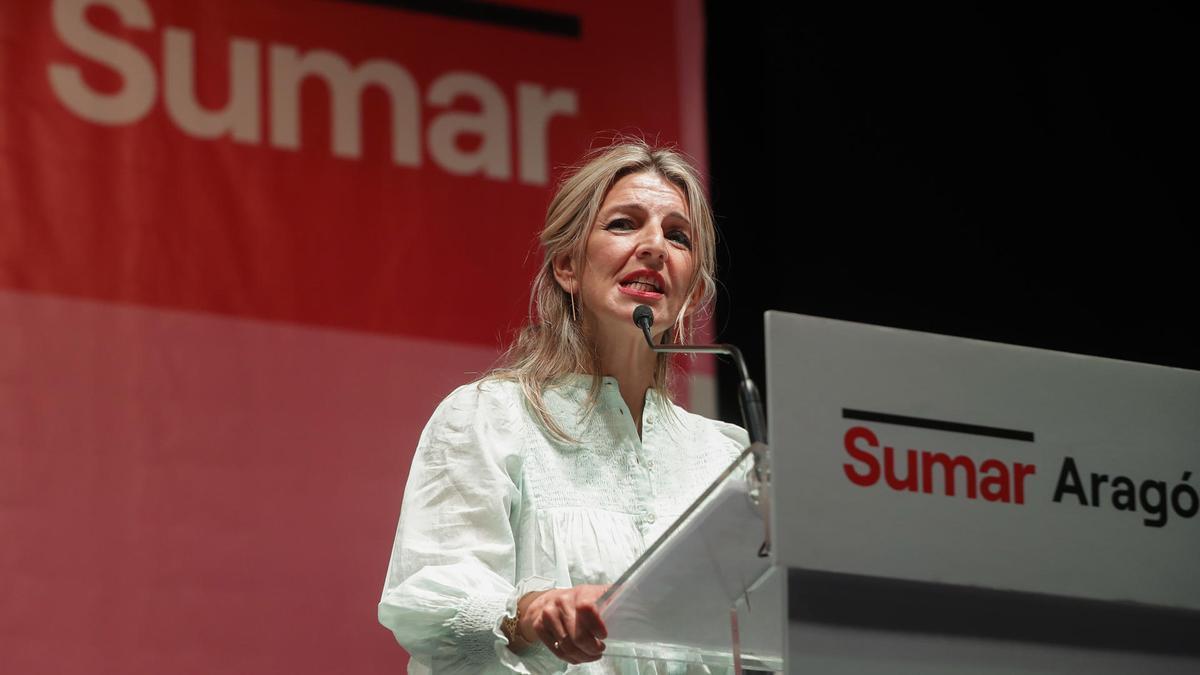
top-left (0, 1), bottom-right (709, 672)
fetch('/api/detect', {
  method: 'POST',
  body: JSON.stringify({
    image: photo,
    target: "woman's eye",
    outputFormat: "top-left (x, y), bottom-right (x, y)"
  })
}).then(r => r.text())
top-left (668, 230), bottom-right (693, 249)
top-left (604, 218), bottom-right (635, 231)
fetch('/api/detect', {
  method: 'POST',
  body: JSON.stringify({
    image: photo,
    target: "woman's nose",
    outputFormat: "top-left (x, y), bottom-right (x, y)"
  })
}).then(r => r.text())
top-left (635, 223), bottom-right (667, 263)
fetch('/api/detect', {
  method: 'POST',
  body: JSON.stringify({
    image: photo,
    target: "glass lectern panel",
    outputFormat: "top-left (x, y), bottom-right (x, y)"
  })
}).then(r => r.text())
top-left (598, 445), bottom-right (783, 672)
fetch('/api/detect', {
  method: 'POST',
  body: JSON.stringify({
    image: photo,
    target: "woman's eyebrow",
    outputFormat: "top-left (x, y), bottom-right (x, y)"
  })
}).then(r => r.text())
top-left (671, 212), bottom-right (693, 226)
top-left (601, 203), bottom-right (691, 225)
top-left (601, 203), bottom-right (648, 217)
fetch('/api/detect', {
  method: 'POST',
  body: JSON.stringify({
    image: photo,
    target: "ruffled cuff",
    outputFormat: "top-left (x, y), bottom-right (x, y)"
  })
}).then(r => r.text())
top-left (494, 576), bottom-right (566, 675)
top-left (448, 592), bottom-right (509, 668)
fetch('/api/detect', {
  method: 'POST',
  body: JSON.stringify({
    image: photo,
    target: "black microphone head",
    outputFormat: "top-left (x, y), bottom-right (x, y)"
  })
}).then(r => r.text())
top-left (632, 304), bottom-right (654, 329)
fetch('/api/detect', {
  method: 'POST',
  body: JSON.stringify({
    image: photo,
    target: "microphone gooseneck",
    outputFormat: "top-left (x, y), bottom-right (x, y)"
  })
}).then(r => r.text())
top-left (632, 304), bottom-right (767, 445)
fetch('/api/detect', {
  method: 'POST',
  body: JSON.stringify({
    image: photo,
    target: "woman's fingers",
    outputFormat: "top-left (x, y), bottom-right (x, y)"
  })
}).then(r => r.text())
top-left (561, 599), bottom-right (599, 657)
top-left (534, 599), bottom-right (594, 664)
top-left (575, 599), bottom-right (608, 641)
top-left (560, 636), bottom-right (592, 664)
top-left (561, 598), bottom-right (600, 653)
top-left (534, 610), bottom-right (575, 663)
top-left (559, 598), bottom-right (603, 662)
top-left (530, 587), bottom-right (610, 664)
top-left (566, 590), bottom-right (607, 659)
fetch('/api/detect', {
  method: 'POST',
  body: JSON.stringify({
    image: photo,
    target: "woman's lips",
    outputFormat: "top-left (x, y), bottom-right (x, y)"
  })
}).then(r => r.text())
top-left (618, 284), bottom-right (664, 300)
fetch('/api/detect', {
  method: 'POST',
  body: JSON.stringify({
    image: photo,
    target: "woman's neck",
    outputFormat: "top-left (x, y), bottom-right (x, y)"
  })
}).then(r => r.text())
top-left (592, 321), bottom-right (658, 436)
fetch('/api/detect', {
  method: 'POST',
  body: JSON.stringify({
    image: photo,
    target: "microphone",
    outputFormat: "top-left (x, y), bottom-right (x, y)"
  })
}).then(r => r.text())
top-left (632, 305), bottom-right (655, 336)
top-left (632, 305), bottom-right (767, 446)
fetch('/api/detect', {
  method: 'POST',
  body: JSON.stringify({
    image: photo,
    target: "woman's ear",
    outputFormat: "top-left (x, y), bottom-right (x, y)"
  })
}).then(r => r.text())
top-left (552, 252), bottom-right (578, 294)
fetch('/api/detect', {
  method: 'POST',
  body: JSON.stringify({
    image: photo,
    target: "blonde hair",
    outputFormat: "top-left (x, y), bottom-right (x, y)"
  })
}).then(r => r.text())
top-left (489, 138), bottom-right (718, 441)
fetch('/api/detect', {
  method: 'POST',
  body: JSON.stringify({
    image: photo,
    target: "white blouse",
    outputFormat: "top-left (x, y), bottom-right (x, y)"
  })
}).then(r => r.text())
top-left (378, 375), bottom-right (749, 674)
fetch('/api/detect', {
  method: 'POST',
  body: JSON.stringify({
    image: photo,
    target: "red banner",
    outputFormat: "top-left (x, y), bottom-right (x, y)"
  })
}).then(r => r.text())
top-left (0, 1), bottom-right (706, 673)
top-left (1, 0), bottom-right (704, 344)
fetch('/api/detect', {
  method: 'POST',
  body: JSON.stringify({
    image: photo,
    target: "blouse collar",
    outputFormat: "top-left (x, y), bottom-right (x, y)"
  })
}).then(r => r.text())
top-left (549, 373), bottom-right (668, 412)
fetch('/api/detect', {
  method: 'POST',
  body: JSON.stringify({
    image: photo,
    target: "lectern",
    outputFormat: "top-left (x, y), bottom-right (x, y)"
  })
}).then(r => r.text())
top-left (600, 312), bottom-right (1200, 673)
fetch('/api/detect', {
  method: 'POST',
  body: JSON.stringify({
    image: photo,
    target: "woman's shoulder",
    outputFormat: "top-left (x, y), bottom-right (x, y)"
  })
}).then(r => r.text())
top-left (707, 416), bottom-right (751, 450)
top-left (436, 372), bottom-right (520, 403)
top-left (415, 377), bottom-right (529, 462)
top-left (430, 376), bottom-right (524, 422)
top-left (662, 396), bottom-right (751, 451)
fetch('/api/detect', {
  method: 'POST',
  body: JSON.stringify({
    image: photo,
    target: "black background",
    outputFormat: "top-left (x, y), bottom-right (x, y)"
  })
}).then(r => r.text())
top-left (706, 8), bottom-right (1198, 422)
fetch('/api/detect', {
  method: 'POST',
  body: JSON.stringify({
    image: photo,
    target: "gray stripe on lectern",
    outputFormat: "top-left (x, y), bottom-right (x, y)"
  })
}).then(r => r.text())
top-left (788, 568), bottom-right (1200, 656)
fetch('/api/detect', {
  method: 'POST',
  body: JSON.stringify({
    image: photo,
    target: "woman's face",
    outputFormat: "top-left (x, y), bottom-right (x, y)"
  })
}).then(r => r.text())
top-left (556, 171), bottom-right (698, 339)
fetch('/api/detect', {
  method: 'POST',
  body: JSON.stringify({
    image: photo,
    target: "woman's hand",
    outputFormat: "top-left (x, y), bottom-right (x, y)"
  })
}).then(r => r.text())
top-left (517, 585), bottom-right (610, 664)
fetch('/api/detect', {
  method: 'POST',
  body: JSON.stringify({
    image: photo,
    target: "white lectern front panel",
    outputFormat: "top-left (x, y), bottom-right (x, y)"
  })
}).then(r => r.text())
top-left (766, 311), bottom-right (1199, 673)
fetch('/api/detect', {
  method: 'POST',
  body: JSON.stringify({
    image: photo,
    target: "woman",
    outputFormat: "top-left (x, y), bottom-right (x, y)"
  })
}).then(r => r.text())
top-left (379, 140), bottom-right (748, 674)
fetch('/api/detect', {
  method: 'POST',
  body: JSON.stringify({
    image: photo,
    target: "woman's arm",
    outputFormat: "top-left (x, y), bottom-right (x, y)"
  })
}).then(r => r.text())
top-left (377, 383), bottom-right (562, 674)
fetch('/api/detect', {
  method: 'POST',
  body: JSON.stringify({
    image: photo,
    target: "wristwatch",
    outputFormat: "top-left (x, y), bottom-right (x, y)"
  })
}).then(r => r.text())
top-left (501, 611), bottom-right (531, 651)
